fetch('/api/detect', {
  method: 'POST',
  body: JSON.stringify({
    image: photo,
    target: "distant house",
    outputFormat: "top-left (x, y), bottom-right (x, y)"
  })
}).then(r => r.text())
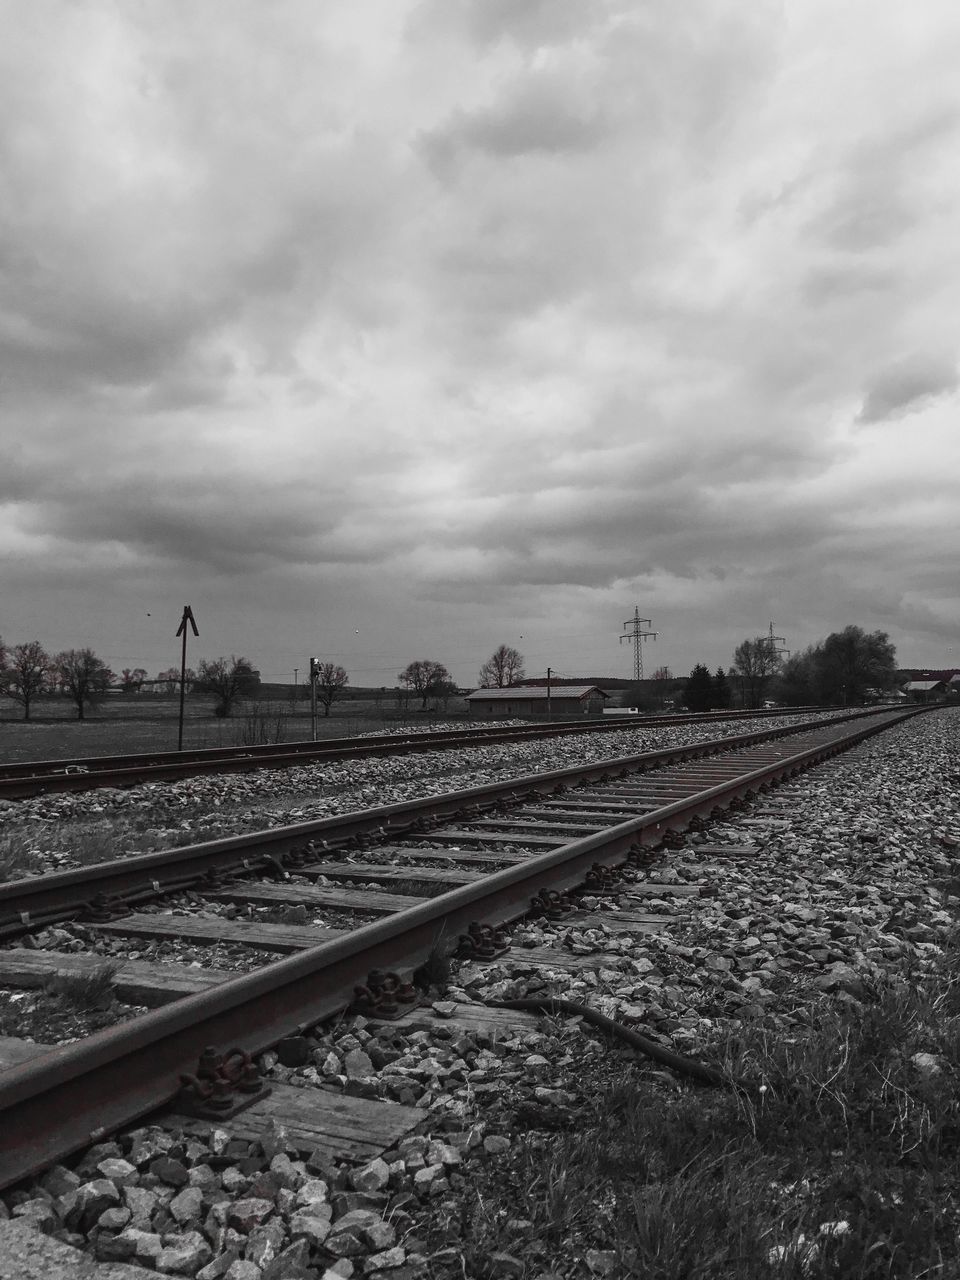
top-left (466, 684), bottom-right (609, 719)
top-left (903, 680), bottom-right (947, 702)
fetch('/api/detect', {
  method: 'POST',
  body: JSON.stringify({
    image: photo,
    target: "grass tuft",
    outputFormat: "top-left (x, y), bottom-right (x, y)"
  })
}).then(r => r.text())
top-left (413, 938), bottom-right (454, 992)
top-left (44, 961), bottom-right (121, 1011)
top-left (0, 833), bottom-right (43, 882)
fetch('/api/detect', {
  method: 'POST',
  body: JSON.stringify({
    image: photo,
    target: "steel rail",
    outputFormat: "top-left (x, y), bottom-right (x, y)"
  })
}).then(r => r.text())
top-left (0, 706), bottom-right (847, 799)
top-left (0, 705), bottom-right (927, 1189)
top-left (0, 709), bottom-right (883, 938)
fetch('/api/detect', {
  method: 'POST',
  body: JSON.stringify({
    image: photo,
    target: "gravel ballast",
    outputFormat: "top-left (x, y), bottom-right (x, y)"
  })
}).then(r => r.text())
top-left (0, 714), bottom-right (848, 877)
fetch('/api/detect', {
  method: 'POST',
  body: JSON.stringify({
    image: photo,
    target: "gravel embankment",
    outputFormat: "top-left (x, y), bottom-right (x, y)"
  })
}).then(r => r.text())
top-left (4, 707), bottom-right (952, 1279)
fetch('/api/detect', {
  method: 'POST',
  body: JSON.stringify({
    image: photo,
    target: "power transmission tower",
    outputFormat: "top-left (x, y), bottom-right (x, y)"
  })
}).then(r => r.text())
top-left (620, 608), bottom-right (657, 681)
top-left (767, 621), bottom-right (790, 661)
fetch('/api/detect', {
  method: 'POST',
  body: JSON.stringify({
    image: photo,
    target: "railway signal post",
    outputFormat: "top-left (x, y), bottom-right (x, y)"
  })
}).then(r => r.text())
top-left (175, 605), bottom-right (199, 751)
top-left (310, 656), bottom-right (320, 741)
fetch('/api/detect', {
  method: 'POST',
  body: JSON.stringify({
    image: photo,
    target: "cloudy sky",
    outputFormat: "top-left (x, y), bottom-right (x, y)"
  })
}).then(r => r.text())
top-left (2, 0), bottom-right (958, 689)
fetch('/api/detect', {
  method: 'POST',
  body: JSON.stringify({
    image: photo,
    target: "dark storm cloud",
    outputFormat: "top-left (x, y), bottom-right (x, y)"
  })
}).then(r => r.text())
top-left (857, 357), bottom-right (958, 423)
top-left (420, 76), bottom-right (607, 175)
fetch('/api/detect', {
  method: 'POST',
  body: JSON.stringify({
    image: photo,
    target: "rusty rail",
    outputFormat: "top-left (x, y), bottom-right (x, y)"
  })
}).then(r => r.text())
top-left (0, 709), bottom-right (882, 938)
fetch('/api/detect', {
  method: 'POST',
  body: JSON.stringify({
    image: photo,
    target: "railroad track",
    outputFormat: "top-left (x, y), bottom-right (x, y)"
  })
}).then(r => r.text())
top-left (0, 704), bottom-right (928, 1194)
top-left (0, 705), bottom-right (838, 799)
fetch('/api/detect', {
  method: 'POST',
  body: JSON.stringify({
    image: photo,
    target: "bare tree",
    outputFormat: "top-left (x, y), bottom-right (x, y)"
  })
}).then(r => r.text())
top-left (478, 644), bottom-right (525, 688)
top-left (314, 661), bottom-right (349, 716)
top-left (732, 637), bottom-right (783, 709)
top-left (53, 648), bottom-right (115, 720)
top-left (120, 667), bottom-right (148, 692)
top-left (652, 666), bottom-right (673, 681)
top-left (400, 659), bottom-right (452, 708)
top-left (1, 641), bottom-right (51, 720)
top-left (194, 656), bottom-right (258, 717)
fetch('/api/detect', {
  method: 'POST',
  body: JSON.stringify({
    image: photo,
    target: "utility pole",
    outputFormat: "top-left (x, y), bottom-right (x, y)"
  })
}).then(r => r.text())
top-left (175, 605), bottom-right (198, 751)
top-left (546, 666), bottom-right (552, 720)
top-left (309, 657), bottom-right (320, 741)
top-left (620, 608), bottom-right (657, 681)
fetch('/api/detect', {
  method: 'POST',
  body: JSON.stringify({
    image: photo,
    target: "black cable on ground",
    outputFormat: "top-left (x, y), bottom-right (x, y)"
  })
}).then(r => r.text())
top-left (488, 997), bottom-right (736, 1088)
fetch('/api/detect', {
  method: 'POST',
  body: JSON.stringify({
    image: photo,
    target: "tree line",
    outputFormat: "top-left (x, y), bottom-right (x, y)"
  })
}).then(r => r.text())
top-left (0, 639), bottom-right (266, 720)
top-left (683, 626), bottom-right (899, 711)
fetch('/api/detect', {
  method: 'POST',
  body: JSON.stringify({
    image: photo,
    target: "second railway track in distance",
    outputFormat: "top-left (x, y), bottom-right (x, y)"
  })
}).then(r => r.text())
top-left (0, 704), bottom-right (843, 799)
top-left (0, 704), bottom-right (932, 1196)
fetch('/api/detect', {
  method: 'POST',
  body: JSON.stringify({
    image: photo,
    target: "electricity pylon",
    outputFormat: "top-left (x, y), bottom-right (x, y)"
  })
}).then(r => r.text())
top-left (620, 608), bottom-right (657, 681)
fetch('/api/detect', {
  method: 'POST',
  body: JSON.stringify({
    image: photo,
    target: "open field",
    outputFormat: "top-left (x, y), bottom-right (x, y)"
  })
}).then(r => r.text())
top-left (0, 696), bottom-right (470, 764)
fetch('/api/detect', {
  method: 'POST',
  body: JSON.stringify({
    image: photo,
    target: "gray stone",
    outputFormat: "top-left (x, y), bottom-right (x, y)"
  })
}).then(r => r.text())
top-left (330, 1208), bottom-right (382, 1235)
top-left (288, 1208), bottom-right (331, 1247)
top-left (0, 1219), bottom-right (158, 1280)
top-left (330, 1191), bottom-right (386, 1219)
top-left (221, 1167), bottom-right (251, 1195)
top-left (227, 1198), bottom-right (274, 1234)
top-left (156, 1230), bottom-right (213, 1276)
top-left (188, 1165), bottom-right (220, 1193)
top-left (325, 1230), bottom-right (366, 1258)
top-left (95, 1235), bottom-right (139, 1263)
top-left (151, 1157), bottom-right (190, 1188)
top-left (261, 1239), bottom-right (312, 1280)
top-left (268, 1154), bottom-right (303, 1190)
top-left (170, 1187), bottom-right (204, 1225)
top-left (39, 1167), bottom-right (81, 1199)
top-left (363, 1246), bottom-right (405, 1273)
top-left (911, 1051), bottom-right (944, 1075)
top-left (343, 1048), bottom-right (374, 1078)
top-left (99, 1207), bottom-right (133, 1232)
top-left (196, 1247), bottom-right (242, 1280)
top-left (130, 1132), bottom-right (174, 1167)
top-left (122, 1185), bottom-right (159, 1226)
top-left (482, 1135), bottom-right (510, 1155)
top-left (11, 1200), bottom-right (58, 1234)
top-left (293, 1177), bottom-right (329, 1208)
top-left (225, 1263), bottom-right (263, 1280)
top-left (350, 1158), bottom-right (390, 1193)
top-left (361, 1221), bottom-right (396, 1251)
top-left (244, 1219), bottom-right (286, 1269)
top-left (118, 1229), bottom-right (164, 1262)
top-left (98, 1158), bottom-right (140, 1186)
top-left (412, 1166), bottom-right (443, 1194)
top-left (75, 1179), bottom-right (122, 1230)
top-left (259, 1120), bottom-right (290, 1163)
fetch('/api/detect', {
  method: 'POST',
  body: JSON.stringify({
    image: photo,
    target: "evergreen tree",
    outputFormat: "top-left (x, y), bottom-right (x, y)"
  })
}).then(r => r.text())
top-left (683, 663), bottom-right (715, 712)
top-left (712, 667), bottom-right (731, 709)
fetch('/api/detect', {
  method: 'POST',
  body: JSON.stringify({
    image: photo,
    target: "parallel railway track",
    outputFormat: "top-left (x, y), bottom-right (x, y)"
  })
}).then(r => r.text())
top-left (0, 705), bottom-right (838, 799)
top-left (0, 704), bottom-right (929, 1191)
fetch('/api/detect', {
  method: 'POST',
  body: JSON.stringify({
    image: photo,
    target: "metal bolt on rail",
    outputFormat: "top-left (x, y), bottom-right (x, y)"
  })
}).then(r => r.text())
top-left (583, 862), bottom-right (624, 891)
top-left (176, 1046), bottom-right (268, 1120)
top-left (457, 922), bottom-right (510, 961)
top-left (350, 969), bottom-right (419, 1018)
top-left (529, 888), bottom-right (576, 920)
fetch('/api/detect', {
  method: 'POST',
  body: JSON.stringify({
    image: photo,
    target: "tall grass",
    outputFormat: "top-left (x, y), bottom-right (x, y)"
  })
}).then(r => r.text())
top-left (450, 936), bottom-right (960, 1278)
